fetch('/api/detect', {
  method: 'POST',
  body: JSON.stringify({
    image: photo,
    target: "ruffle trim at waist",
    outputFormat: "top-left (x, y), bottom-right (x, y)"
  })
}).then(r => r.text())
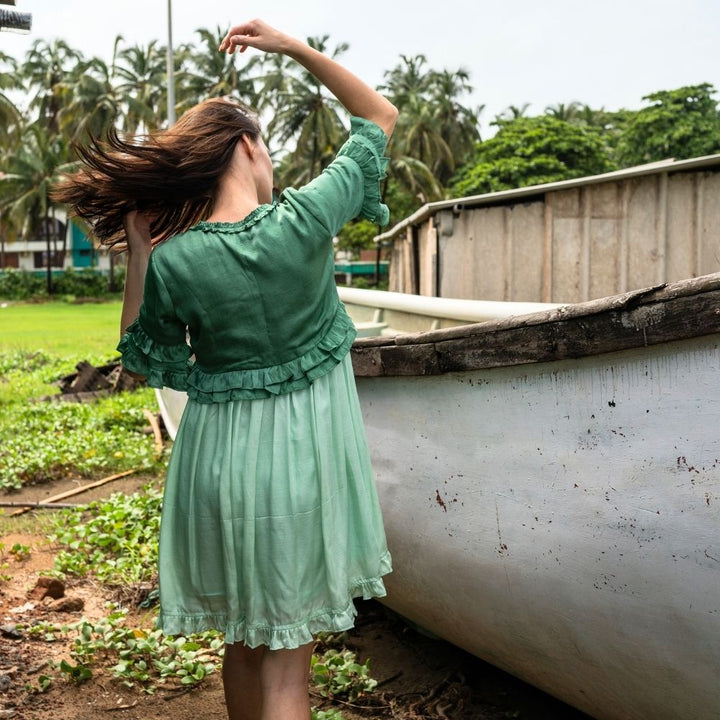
top-left (186, 309), bottom-right (356, 403)
top-left (157, 553), bottom-right (392, 650)
top-left (119, 304), bottom-right (358, 402)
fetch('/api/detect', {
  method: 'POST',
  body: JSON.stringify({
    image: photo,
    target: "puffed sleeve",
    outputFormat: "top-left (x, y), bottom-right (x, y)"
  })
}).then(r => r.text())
top-left (279, 116), bottom-right (391, 237)
top-left (116, 253), bottom-right (192, 390)
top-left (335, 116), bottom-right (391, 226)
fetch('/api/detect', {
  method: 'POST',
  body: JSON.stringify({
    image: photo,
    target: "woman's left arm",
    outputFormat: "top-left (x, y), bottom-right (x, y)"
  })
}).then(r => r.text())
top-left (120, 211), bottom-right (153, 336)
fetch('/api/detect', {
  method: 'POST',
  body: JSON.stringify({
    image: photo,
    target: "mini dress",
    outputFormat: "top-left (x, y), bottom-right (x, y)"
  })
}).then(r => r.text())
top-left (118, 117), bottom-right (392, 650)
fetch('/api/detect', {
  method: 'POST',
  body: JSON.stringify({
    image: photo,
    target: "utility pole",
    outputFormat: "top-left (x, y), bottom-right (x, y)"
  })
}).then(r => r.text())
top-left (166, 0), bottom-right (175, 126)
top-left (0, 0), bottom-right (32, 32)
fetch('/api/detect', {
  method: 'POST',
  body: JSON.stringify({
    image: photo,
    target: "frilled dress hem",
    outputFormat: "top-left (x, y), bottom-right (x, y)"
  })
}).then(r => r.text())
top-left (157, 552), bottom-right (392, 650)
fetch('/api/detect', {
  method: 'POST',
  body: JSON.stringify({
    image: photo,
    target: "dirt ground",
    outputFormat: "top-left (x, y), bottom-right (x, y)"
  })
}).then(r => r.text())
top-left (0, 479), bottom-right (591, 720)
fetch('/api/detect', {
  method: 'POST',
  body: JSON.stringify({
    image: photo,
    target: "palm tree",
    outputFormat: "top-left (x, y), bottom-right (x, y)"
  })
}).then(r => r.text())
top-left (545, 101), bottom-right (583, 122)
top-left (21, 39), bottom-right (83, 134)
top-left (428, 68), bottom-right (482, 185)
top-left (177, 26), bottom-right (260, 114)
top-left (0, 124), bottom-right (70, 292)
top-left (495, 103), bottom-right (531, 124)
top-left (254, 52), bottom-right (296, 152)
top-left (59, 56), bottom-right (122, 144)
top-left (0, 52), bottom-right (24, 154)
top-left (114, 40), bottom-right (167, 132)
top-left (270, 36), bottom-right (347, 186)
top-left (380, 54), bottom-right (433, 108)
top-left (380, 55), bottom-right (458, 201)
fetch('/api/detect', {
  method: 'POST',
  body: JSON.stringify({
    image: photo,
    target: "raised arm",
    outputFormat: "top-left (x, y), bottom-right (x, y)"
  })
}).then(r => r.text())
top-left (219, 20), bottom-right (398, 138)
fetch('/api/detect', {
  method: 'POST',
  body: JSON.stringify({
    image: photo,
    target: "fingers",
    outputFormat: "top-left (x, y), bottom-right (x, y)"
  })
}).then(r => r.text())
top-left (218, 19), bottom-right (280, 55)
top-left (219, 20), bottom-right (257, 52)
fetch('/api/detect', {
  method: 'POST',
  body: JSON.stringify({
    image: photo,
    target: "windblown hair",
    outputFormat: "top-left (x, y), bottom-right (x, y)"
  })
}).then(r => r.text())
top-left (52, 98), bottom-right (262, 250)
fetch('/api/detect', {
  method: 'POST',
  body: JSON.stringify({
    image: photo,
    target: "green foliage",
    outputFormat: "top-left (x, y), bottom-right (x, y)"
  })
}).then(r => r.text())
top-left (310, 648), bottom-right (378, 701)
top-left (0, 384), bottom-right (163, 492)
top-left (0, 269), bottom-right (46, 300)
top-left (53, 268), bottom-right (123, 298)
top-left (0, 269), bottom-right (123, 301)
top-left (452, 116), bottom-right (615, 196)
top-left (9, 542), bottom-right (31, 561)
top-left (29, 608), bottom-right (223, 692)
top-left (0, 330), bottom-right (163, 493)
top-left (59, 659), bottom-right (93, 685)
top-left (336, 220), bottom-right (377, 257)
top-left (25, 674), bottom-right (53, 694)
top-left (312, 709), bottom-right (345, 720)
top-left (51, 488), bottom-right (162, 585)
top-left (615, 83), bottom-right (720, 166)
top-left (0, 543), bottom-right (11, 582)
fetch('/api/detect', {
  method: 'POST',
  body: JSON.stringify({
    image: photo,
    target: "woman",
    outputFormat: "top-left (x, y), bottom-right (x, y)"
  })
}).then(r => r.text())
top-left (53, 19), bottom-right (398, 720)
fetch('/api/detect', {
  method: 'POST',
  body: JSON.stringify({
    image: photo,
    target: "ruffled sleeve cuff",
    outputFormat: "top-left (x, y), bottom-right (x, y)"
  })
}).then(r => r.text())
top-left (337, 117), bottom-right (391, 226)
top-left (117, 318), bottom-right (192, 391)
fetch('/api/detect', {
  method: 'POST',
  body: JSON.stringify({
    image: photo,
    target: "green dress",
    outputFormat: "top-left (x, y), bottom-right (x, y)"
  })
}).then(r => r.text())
top-left (118, 117), bottom-right (392, 649)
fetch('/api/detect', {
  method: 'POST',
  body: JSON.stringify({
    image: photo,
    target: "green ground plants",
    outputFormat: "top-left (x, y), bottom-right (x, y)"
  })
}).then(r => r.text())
top-left (0, 303), bottom-right (165, 491)
top-left (0, 352), bottom-right (164, 491)
top-left (51, 488), bottom-right (162, 585)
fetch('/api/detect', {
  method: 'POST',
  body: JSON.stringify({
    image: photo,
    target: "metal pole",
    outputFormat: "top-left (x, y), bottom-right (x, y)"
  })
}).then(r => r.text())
top-left (166, 0), bottom-right (175, 126)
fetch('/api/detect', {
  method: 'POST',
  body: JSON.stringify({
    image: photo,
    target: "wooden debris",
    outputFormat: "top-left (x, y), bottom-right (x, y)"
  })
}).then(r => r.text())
top-left (9, 468), bottom-right (141, 516)
top-left (142, 409), bottom-right (164, 458)
top-left (40, 360), bottom-right (144, 403)
top-left (0, 501), bottom-right (80, 509)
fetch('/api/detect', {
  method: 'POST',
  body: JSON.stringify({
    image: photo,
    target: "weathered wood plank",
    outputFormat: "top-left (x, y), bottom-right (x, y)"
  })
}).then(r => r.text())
top-left (350, 273), bottom-right (720, 377)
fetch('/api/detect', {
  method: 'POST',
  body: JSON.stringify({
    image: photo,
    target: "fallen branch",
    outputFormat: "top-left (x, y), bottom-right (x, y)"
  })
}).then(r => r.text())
top-left (142, 409), bottom-right (164, 458)
top-left (103, 700), bottom-right (138, 712)
top-left (0, 501), bottom-right (80, 510)
top-left (9, 468), bottom-right (141, 517)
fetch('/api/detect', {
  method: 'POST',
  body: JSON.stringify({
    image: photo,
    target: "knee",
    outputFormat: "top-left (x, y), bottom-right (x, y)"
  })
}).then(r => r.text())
top-left (260, 644), bottom-right (314, 692)
top-left (224, 642), bottom-right (264, 670)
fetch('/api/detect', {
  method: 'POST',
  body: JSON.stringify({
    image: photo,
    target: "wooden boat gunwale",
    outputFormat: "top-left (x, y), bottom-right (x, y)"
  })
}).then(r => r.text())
top-left (350, 273), bottom-right (720, 377)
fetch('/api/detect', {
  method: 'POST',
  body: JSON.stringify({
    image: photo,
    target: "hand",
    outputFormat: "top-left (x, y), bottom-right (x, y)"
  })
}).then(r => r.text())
top-left (219, 19), bottom-right (293, 56)
top-left (123, 210), bottom-right (153, 255)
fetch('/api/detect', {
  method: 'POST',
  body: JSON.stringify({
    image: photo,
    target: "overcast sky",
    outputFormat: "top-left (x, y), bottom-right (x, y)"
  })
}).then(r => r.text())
top-left (2, 0), bottom-right (718, 136)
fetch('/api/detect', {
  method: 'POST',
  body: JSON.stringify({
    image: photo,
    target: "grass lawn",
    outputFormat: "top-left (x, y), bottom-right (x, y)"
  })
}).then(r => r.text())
top-left (0, 301), bottom-right (165, 493)
top-left (0, 300), bottom-right (123, 358)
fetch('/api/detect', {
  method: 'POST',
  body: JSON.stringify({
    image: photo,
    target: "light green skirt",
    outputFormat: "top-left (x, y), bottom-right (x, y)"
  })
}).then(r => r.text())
top-left (157, 354), bottom-right (391, 649)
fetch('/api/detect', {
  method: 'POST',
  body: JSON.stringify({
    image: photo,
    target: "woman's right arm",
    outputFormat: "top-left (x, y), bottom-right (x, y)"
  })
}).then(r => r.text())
top-left (219, 20), bottom-right (398, 139)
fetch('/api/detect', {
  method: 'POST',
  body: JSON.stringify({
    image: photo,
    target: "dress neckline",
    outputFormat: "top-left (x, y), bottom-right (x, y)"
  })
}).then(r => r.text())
top-left (192, 203), bottom-right (275, 232)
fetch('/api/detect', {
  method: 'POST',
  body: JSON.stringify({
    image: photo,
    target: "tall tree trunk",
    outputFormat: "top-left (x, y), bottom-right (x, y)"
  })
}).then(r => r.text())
top-left (44, 218), bottom-right (53, 295)
top-left (108, 252), bottom-right (116, 292)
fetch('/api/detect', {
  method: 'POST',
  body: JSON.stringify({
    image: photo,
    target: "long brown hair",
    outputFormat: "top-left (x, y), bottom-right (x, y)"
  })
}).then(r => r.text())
top-left (52, 98), bottom-right (261, 250)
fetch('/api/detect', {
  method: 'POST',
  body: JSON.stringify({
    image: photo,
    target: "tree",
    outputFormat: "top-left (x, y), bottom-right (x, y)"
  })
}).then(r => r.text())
top-left (177, 27), bottom-right (260, 115)
top-left (615, 84), bottom-right (720, 166)
top-left (59, 56), bottom-right (121, 143)
top-left (0, 124), bottom-right (70, 292)
top-left (380, 55), bottom-right (481, 205)
top-left (270, 36), bottom-right (347, 186)
top-left (21, 39), bottom-right (83, 134)
top-left (495, 103), bottom-right (531, 123)
top-left (430, 68), bottom-right (483, 184)
top-left (545, 101), bottom-right (582, 122)
top-left (451, 116), bottom-right (615, 197)
top-left (114, 40), bottom-right (167, 132)
top-left (0, 53), bottom-right (23, 154)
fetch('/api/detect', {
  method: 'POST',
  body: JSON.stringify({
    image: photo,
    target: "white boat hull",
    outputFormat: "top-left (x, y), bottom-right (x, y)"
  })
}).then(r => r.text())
top-left (357, 334), bottom-right (720, 720)
top-left (156, 278), bottom-right (720, 719)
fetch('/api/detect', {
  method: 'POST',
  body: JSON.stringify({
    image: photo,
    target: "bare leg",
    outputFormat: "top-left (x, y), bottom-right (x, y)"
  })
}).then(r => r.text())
top-left (259, 642), bottom-right (314, 720)
top-left (223, 642), bottom-right (265, 720)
